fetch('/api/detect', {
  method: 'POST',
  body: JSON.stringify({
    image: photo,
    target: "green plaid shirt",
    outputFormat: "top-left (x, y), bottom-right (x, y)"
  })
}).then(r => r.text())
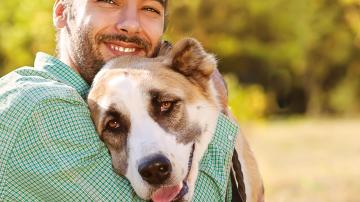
top-left (0, 53), bottom-right (238, 201)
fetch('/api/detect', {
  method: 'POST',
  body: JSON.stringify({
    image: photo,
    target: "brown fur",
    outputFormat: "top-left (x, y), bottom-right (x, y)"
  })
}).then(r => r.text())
top-left (230, 109), bottom-right (264, 202)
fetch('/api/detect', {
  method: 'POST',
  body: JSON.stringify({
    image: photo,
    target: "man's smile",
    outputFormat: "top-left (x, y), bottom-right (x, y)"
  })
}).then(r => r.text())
top-left (104, 41), bottom-right (147, 57)
top-left (98, 34), bottom-right (151, 57)
top-left (110, 45), bottom-right (136, 53)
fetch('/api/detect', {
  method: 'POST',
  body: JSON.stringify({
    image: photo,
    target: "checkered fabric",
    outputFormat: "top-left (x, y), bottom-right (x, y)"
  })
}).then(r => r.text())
top-left (0, 52), bottom-right (239, 201)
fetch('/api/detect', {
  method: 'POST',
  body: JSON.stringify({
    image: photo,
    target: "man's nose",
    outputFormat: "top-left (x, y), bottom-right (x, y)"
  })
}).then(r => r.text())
top-left (116, 5), bottom-right (141, 35)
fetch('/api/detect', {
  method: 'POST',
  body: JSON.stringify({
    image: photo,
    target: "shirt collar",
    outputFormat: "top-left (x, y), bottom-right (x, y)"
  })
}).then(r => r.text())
top-left (34, 52), bottom-right (90, 99)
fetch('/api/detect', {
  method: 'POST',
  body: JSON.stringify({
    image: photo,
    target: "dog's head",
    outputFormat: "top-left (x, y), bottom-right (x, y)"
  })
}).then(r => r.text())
top-left (88, 38), bottom-right (220, 201)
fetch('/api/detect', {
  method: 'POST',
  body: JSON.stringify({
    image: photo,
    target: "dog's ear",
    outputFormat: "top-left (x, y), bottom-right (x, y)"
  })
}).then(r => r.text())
top-left (166, 38), bottom-right (217, 86)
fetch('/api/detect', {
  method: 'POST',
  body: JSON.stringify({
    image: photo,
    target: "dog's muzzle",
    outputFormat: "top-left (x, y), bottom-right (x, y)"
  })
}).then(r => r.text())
top-left (149, 144), bottom-right (195, 202)
top-left (138, 154), bottom-right (172, 185)
top-left (173, 143), bottom-right (195, 201)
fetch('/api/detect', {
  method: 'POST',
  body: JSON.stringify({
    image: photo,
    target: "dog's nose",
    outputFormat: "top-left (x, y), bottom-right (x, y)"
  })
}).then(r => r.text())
top-left (138, 154), bottom-right (172, 185)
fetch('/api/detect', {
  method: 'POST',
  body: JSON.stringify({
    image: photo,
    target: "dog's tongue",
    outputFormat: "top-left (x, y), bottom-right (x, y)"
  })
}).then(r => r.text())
top-left (151, 184), bottom-right (182, 202)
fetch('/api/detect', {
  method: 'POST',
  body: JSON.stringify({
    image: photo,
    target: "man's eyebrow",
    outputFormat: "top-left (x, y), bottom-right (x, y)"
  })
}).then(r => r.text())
top-left (153, 0), bottom-right (166, 8)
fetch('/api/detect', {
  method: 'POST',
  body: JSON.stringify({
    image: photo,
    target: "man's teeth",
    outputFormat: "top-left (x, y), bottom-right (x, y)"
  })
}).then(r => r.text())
top-left (110, 45), bottom-right (136, 53)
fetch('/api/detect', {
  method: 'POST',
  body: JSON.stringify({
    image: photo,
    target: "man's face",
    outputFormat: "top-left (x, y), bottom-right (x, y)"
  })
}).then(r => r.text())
top-left (58, 0), bottom-right (165, 83)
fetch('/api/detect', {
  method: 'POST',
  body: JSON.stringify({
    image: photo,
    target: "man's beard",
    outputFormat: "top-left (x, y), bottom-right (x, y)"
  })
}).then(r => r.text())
top-left (69, 26), bottom-right (159, 84)
top-left (70, 27), bottom-right (105, 84)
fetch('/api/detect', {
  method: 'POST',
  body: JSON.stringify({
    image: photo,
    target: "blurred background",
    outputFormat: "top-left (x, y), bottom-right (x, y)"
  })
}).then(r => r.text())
top-left (0, 0), bottom-right (359, 201)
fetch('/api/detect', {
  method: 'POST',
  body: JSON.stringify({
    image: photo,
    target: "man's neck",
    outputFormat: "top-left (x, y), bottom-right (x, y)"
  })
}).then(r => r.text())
top-left (57, 33), bottom-right (80, 75)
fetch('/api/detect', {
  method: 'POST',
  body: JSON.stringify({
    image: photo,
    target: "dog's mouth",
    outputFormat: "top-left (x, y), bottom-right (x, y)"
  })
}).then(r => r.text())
top-left (151, 144), bottom-right (195, 202)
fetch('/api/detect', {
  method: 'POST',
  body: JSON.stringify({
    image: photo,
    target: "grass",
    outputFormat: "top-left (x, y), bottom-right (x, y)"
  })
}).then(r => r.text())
top-left (241, 118), bottom-right (360, 202)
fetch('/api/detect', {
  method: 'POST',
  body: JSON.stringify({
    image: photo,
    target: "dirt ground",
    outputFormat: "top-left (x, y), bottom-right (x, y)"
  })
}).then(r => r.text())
top-left (241, 118), bottom-right (360, 202)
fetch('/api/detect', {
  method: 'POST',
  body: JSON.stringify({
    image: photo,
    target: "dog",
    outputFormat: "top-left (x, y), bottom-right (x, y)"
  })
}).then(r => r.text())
top-left (87, 38), bottom-right (263, 201)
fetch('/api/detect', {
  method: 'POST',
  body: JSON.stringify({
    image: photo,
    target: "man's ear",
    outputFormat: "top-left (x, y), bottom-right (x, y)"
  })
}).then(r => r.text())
top-left (167, 38), bottom-right (217, 86)
top-left (53, 0), bottom-right (67, 29)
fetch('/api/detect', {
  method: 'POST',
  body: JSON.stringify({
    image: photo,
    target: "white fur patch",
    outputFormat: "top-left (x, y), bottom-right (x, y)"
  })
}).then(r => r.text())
top-left (103, 75), bottom-right (195, 199)
top-left (91, 67), bottom-right (222, 200)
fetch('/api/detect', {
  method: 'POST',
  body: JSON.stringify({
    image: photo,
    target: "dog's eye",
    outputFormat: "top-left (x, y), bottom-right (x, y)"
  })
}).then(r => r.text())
top-left (107, 119), bottom-right (120, 130)
top-left (160, 101), bottom-right (173, 112)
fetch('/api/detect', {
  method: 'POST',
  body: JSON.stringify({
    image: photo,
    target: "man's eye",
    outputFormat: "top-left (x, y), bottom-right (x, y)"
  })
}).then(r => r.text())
top-left (98, 0), bottom-right (116, 5)
top-left (143, 7), bottom-right (161, 15)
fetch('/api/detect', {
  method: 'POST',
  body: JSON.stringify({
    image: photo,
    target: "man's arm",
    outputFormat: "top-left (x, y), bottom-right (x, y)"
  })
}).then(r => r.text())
top-left (2, 97), bottom-right (144, 201)
top-left (195, 114), bottom-right (239, 201)
top-left (2, 95), bottom-right (238, 201)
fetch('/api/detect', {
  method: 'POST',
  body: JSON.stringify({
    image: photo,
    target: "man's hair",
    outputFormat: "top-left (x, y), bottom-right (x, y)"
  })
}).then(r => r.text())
top-left (164, 0), bottom-right (169, 30)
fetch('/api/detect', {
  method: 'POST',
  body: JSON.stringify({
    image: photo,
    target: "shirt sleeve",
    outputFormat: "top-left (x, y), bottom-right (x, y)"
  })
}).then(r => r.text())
top-left (3, 96), bottom-right (238, 201)
top-left (3, 97), bottom-right (145, 201)
top-left (194, 114), bottom-right (239, 201)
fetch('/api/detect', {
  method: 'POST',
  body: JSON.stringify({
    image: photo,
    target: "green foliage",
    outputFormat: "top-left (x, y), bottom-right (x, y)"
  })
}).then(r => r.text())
top-left (329, 79), bottom-right (358, 114)
top-left (1, 0), bottom-right (360, 118)
top-left (329, 63), bottom-right (360, 114)
top-left (166, 0), bottom-right (360, 117)
top-left (0, 0), bottom-right (54, 75)
top-left (225, 74), bottom-right (267, 121)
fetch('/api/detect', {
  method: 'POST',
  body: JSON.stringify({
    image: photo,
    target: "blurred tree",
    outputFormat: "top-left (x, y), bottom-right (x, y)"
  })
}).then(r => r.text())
top-left (225, 74), bottom-right (267, 121)
top-left (165, 0), bottom-right (360, 117)
top-left (0, 0), bottom-right (55, 76)
top-left (1, 0), bottom-right (359, 118)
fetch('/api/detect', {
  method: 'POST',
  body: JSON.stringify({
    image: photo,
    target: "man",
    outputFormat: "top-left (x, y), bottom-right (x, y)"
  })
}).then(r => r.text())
top-left (0, 0), bottom-right (239, 201)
